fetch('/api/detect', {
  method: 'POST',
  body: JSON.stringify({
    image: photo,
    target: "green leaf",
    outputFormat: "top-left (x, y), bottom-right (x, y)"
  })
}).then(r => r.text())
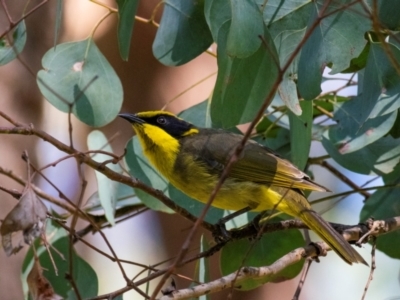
top-left (116, 0), bottom-right (140, 61)
top-left (328, 103), bottom-right (397, 154)
top-left (389, 109), bottom-right (400, 138)
top-left (178, 99), bottom-right (211, 127)
top-left (324, 40), bottom-right (400, 154)
top-left (204, 0), bottom-right (231, 42)
top-left (195, 235), bottom-right (210, 300)
top-left (260, 0), bottom-right (311, 25)
top-left (267, 1), bottom-right (312, 36)
top-left (360, 165), bottom-right (400, 258)
top-left (211, 22), bottom-right (279, 128)
top-left (274, 28), bottom-right (306, 115)
top-left (54, 0), bottom-right (63, 47)
top-left (289, 100), bottom-right (312, 170)
top-left (153, 0), bottom-right (213, 66)
top-left (322, 135), bottom-right (400, 175)
top-left (220, 224), bottom-right (305, 290)
top-left (378, 0), bottom-right (400, 31)
top-left (87, 130), bottom-right (123, 225)
top-left (226, 0), bottom-right (263, 58)
top-left (267, 3), bottom-right (313, 115)
top-left (22, 221), bottom-right (98, 299)
top-left (84, 183), bottom-right (142, 215)
top-left (255, 118), bottom-right (290, 157)
top-left (298, 0), bottom-right (370, 99)
top-left (341, 42), bottom-right (370, 73)
top-left (0, 20), bottom-right (27, 65)
top-left (37, 38), bottom-right (123, 127)
top-left (360, 42), bottom-right (400, 121)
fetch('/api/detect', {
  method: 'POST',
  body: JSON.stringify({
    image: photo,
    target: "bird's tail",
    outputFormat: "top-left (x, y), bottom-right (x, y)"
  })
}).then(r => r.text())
top-left (300, 209), bottom-right (367, 265)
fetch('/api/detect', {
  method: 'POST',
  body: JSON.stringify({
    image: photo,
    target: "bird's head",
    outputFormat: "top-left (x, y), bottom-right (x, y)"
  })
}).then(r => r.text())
top-left (119, 111), bottom-right (199, 149)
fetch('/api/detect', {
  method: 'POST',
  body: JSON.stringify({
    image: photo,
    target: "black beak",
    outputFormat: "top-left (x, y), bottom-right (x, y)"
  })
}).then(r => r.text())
top-left (118, 113), bottom-right (145, 124)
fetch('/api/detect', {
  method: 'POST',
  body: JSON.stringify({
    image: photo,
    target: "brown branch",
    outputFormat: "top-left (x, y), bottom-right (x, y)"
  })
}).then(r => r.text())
top-left (0, 0), bottom-right (50, 39)
top-left (292, 258), bottom-right (312, 300)
top-left (157, 242), bottom-right (327, 300)
top-left (0, 121), bottom-right (213, 231)
top-left (361, 237), bottom-right (376, 300)
top-left (356, 217), bottom-right (400, 244)
top-left (155, 216), bottom-right (400, 300)
top-left (0, 185), bottom-right (22, 199)
top-left (319, 160), bottom-right (371, 199)
top-left (88, 216), bottom-right (400, 299)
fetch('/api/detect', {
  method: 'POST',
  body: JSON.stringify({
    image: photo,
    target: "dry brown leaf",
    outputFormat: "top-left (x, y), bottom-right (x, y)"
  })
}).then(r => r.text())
top-left (1, 184), bottom-right (47, 256)
top-left (27, 256), bottom-right (62, 300)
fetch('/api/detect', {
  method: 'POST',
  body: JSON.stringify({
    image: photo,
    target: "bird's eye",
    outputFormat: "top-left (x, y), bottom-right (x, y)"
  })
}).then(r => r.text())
top-left (157, 116), bottom-right (167, 125)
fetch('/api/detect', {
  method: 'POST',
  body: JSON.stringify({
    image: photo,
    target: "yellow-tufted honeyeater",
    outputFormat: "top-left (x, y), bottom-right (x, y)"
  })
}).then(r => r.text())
top-left (119, 111), bottom-right (366, 265)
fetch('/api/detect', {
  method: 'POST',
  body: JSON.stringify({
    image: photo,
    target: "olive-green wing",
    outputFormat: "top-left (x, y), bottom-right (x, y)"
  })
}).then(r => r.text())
top-left (231, 141), bottom-right (327, 191)
top-left (182, 129), bottom-right (327, 192)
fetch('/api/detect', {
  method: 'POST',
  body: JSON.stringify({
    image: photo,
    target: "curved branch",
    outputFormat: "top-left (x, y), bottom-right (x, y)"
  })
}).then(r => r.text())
top-left (158, 216), bottom-right (400, 300)
top-left (0, 121), bottom-right (213, 231)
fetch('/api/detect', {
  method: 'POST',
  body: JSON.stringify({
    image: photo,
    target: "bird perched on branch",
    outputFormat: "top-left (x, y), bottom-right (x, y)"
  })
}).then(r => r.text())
top-left (119, 111), bottom-right (366, 265)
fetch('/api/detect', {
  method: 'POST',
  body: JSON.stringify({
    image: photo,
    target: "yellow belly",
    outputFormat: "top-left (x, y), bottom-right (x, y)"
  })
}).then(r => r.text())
top-left (169, 170), bottom-right (295, 215)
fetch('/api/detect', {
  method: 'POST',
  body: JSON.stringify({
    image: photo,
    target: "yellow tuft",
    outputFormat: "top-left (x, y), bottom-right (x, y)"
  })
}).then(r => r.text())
top-left (136, 111), bottom-right (182, 119)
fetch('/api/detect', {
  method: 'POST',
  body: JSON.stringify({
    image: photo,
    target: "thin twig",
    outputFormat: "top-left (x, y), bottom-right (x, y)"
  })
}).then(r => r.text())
top-left (320, 160), bottom-right (371, 199)
top-left (292, 258), bottom-right (312, 300)
top-left (0, 0), bottom-right (50, 39)
top-left (0, 118), bottom-right (214, 231)
top-left (361, 237), bottom-right (376, 300)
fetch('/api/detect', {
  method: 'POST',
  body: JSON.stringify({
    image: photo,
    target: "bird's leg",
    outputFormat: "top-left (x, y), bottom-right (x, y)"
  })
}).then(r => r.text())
top-left (212, 206), bottom-right (252, 242)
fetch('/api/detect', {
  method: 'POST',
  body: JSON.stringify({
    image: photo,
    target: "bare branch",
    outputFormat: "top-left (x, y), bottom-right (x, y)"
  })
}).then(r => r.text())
top-left (156, 217), bottom-right (400, 300)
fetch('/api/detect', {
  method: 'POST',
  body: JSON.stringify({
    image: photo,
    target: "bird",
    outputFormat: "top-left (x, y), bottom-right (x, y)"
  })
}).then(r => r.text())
top-left (119, 110), bottom-right (366, 265)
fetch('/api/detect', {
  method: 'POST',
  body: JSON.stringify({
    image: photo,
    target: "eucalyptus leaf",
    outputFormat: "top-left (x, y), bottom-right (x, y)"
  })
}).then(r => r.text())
top-left (0, 20), bottom-right (26, 65)
top-left (153, 0), bottom-right (213, 66)
top-left (197, 236), bottom-right (210, 300)
top-left (328, 103), bottom-right (397, 154)
top-left (178, 99), bottom-right (210, 128)
top-left (54, 0), bottom-right (63, 47)
top-left (87, 130), bottom-right (123, 225)
top-left (204, 0), bottom-right (231, 42)
top-left (322, 135), bottom-right (400, 175)
top-left (117, 0), bottom-right (140, 61)
top-left (226, 0), bottom-right (263, 58)
top-left (298, 0), bottom-right (370, 99)
top-left (274, 28), bottom-right (306, 115)
top-left (378, 0), bottom-right (400, 31)
top-left (22, 221), bottom-right (98, 299)
top-left (360, 42), bottom-right (400, 122)
top-left (259, 0), bottom-right (311, 25)
top-left (37, 38), bottom-right (123, 127)
top-left (211, 22), bottom-right (279, 128)
top-left (84, 184), bottom-right (141, 215)
top-left (324, 40), bottom-right (400, 154)
top-left (289, 100), bottom-right (312, 170)
top-left (267, 2), bottom-right (312, 115)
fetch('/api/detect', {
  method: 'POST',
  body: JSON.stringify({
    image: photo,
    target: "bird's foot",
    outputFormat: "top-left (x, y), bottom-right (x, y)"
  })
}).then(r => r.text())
top-left (212, 220), bottom-right (232, 243)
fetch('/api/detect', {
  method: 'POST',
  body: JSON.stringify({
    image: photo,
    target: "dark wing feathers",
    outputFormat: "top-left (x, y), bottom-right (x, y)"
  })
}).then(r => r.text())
top-left (180, 129), bottom-right (327, 192)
